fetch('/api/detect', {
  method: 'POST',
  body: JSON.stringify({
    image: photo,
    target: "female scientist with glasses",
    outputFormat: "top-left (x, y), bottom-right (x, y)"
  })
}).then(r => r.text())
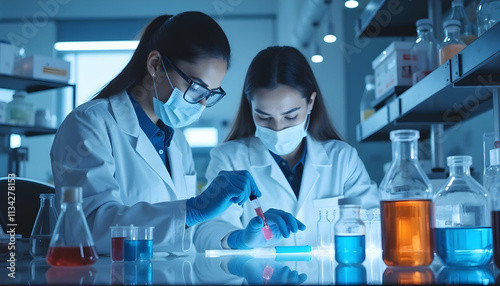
top-left (194, 46), bottom-right (378, 250)
top-left (50, 13), bottom-right (303, 254)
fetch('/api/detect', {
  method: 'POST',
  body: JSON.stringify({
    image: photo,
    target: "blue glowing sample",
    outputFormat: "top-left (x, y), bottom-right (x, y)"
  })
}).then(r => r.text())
top-left (334, 235), bottom-right (365, 264)
top-left (434, 227), bottom-right (493, 266)
top-left (124, 240), bottom-right (138, 261)
top-left (136, 240), bottom-right (153, 260)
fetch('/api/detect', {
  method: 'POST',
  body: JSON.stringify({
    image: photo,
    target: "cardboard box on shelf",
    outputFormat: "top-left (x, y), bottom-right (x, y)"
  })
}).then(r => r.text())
top-left (372, 41), bottom-right (414, 99)
top-left (14, 55), bottom-right (70, 83)
top-left (0, 42), bottom-right (15, 75)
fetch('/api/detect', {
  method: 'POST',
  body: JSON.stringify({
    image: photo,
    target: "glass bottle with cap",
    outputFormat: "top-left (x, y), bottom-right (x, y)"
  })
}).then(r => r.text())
top-left (439, 19), bottom-right (467, 65)
top-left (30, 193), bottom-right (58, 258)
top-left (433, 155), bottom-right (492, 266)
top-left (334, 197), bottom-right (365, 264)
top-left (379, 129), bottom-right (433, 267)
top-left (477, 0), bottom-right (500, 36)
top-left (445, 0), bottom-right (477, 45)
top-left (410, 19), bottom-right (439, 84)
top-left (359, 74), bottom-right (375, 123)
top-left (483, 131), bottom-right (500, 191)
top-left (46, 186), bottom-right (98, 267)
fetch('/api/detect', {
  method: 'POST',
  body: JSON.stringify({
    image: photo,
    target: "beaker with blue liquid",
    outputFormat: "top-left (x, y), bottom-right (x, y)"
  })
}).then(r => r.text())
top-left (334, 198), bottom-right (365, 264)
top-left (433, 155), bottom-right (493, 267)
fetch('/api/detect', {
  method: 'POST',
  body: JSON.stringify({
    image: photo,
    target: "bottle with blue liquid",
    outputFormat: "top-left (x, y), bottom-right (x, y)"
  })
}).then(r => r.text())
top-left (334, 198), bottom-right (365, 264)
top-left (433, 155), bottom-right (493, 267)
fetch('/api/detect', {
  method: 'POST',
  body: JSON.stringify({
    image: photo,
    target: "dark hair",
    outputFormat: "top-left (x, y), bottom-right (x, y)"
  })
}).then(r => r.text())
top-left (226, 46), bottom-right (341, 142)
top-left (93, 12), bottom-right (230, 99)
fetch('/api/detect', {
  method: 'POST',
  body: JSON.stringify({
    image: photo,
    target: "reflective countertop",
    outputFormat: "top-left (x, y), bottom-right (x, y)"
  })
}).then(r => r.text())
top-left (1, 248), bottom-right (499, 285)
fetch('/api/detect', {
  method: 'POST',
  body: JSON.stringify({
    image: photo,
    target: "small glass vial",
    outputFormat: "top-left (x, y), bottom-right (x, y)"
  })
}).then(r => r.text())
top-left (30, 193), bottom-right (58, 258)
top-left (46, 187), bottom-right (98, 267)
top-left (249, 194), bottom-right (273, 240)
top-left (359, 75), bottom-right (375, 122)
top-left (433, 156), bottom-right (493, 267)
top-left (379, 129), bottom-right (433, 267)
top-left (477, 0), bottom-right (500, 36)
top-left (439, 20), bottom-right (466, 65)
top-left (369, 208), bottom-right (381, 250)
top-left (483, 132), bottom-right (500, 191)
top-left (411, 19), bottom-right (439, 84)
top-left (7, 90), bottom-right (34, 126)
top-left (446, 0), bottom-right (477, 44)
top-left (334, 197), bottom-right (365, 264)
top-left (317, 210), bottom-right (332, 249)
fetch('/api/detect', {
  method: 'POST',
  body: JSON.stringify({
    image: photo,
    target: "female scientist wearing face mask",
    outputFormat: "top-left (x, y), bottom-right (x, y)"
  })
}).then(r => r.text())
top-left (194, 46), bottom-right (378, 250)
top-left (50, 13), bottom-right (302, 254)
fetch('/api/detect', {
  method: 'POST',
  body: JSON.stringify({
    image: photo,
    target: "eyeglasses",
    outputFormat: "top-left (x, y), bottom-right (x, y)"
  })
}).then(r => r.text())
top-left (161, 55), bottom-right (226, 107)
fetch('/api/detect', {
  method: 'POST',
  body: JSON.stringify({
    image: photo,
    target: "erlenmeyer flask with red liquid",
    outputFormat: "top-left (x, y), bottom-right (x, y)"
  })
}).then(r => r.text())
top-left (46, 186), bottom-right (98, 267)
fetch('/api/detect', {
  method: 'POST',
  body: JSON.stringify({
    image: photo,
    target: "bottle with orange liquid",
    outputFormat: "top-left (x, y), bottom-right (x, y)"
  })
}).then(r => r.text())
top-left (379, 129), bottom-right (433, 267)
top-left (46, 186), bottom-right (98, 267)
top-left (439, 20), bottom-right (466, 65)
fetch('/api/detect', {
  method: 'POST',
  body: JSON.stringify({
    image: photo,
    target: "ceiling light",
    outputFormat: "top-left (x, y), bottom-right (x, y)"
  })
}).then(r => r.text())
top-left (54, 41), bottom-right (139, 51)
top-left (311, 41), bottom-right (323, 63)
top-left (345, 0), bottom-right (359, 8)
top-left (323, 9), bottom-right (337, 43)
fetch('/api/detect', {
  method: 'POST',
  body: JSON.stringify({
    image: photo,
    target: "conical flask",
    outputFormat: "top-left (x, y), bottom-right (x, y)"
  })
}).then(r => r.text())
top-left (46, 186), bottom-right (98, 267)
top-left (379, 129), bottom-right (433, 267)
top-left (30, 193), bottom-right (58, 258)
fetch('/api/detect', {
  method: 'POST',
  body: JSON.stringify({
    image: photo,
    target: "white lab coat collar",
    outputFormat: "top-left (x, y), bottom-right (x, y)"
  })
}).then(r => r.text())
top-left (108, 91), bottom-right (176, 193)
top-left (248, 135), bottom-right (332, 211)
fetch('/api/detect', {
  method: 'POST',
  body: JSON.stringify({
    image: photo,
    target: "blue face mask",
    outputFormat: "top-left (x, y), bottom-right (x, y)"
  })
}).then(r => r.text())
top-left (152, 61), bottom-right (205, 128)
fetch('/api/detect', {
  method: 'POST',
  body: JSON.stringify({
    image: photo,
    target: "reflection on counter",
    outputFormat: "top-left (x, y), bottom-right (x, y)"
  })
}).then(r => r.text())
top-left (335, 263), bottom-right (366, 285)
top-left (45, 265), bottom-right (97, 285)
top-left (111, 261), bottom-right (153, 285)
top-left (437, 266), bottom-right (495, 285)
top-left (383, 266), bottom-right (434, 285)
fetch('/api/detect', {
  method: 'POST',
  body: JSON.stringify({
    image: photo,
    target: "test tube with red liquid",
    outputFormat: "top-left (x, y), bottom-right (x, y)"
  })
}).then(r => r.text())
top-left (249, 194), bottom-right (273, 240)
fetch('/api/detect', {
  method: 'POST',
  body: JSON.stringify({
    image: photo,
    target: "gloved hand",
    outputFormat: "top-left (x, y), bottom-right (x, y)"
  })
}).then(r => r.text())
top-left (227, 208), bottom-right (306, 249)
top-left (185, 170), bottom-right (261, 227)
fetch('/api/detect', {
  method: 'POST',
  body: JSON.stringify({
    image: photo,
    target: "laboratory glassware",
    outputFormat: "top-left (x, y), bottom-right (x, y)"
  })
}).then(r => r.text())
top-left (477, 0), bottom-right (500, 36)
top-left (433, 155), bottom-right (492, 266)
top-left (334, 197), bottom-right (365, 264)
top-left (483, 131), bottom-right (500, 190)
top-left (249, 194), bottom-right (273, 240)
top-left (46, 186), bottom-right (98, 267)
top-left (379, 129), bottom-right (433, 267)
top-left (369, 208), bottom-right (381, 250)
top-left (445, 0), bottom-right (477, 44)
top-left (359, 74), bottom-right (375, 122)
top-left (135, 226), bottom-right (154, 260)
top-left (488, 169), bottom-right (500, 268)
top-left (317, 210), bottom-right (332, 249)
top-left (110, 225), bottom-right (127, 261)
top-left (30, 193), bottom-right (58, 258)
top-left (439, 20), bottom-right (466, 65)
top-left (7, 90), bottom-right (34, 126)
top-left (410, 19), bottom-right (439, 84)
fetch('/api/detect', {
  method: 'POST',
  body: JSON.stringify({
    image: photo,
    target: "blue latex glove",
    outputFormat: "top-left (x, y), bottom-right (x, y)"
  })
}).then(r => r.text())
top-left (185, 170), bottom-right (261, 227)
top-left (227, 208), bottom-right (306, 249)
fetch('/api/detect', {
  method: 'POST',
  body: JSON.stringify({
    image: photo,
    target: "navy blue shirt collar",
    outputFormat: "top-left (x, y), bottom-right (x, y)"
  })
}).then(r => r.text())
top-left (270, 140), bottom-right (307, 172)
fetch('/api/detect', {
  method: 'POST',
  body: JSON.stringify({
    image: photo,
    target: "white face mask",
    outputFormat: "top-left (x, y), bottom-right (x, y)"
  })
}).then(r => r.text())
top-left (255, 114), bottom-right (310, 155)
top-left (152, 61), bottom-right (206, 128)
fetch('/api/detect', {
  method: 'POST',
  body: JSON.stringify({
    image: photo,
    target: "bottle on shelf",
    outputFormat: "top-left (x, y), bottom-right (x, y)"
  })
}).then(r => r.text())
top-left (477, 0), bottom-right (500, 36)
top-left (482, 132), bottom-right (500, 191)
top-left (317, 209), bottom-right (332, 250)
top-left (7, 90), bottom-right (34, 126)
top-left (379, 129), bottom-right (433, 267)
top-left (30, 193), bottom-right (58, 258)
top-left (334, 197), bottom-right (365, 264)
top-left (445, 0), bottom-right (477, 45)
top-left (410, 19), bottom-right (439, 85)
top-left (433, 155), bottom-right (493, 267)
top-left (359, 74), bottom-right (375, 122)
top-left (439, 20), bottom-right (467, 65)
top-left (46, 186), bottom-right (98, 267)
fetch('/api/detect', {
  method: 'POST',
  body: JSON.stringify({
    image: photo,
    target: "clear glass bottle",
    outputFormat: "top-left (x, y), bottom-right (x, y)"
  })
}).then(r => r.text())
top-left (334, 198), bottom-right (365, 264)
top-left (433, 155), bottom-right (493, 266)
top-left (483, 131), bottom-right (500, 191)
top-left (7, 90), bottom-right (34, 126)
top-left (317, 210), bottom-right (332, 249)
top-left (46, 186), bottom-right (98, 267)
top-left (477, 0), bottom-right (500, 36)
top-left (446, 0), bottom-right (477, 45)
top-left (379, 129), bottom-right (433, 267)
top-left (439, 20), bottom-right (467, 65)
top-left (359, 75), bottom-right (375, 123)
top-left (30, 193), bottom-right (58, 258)
top-left (369, 208), bottom-right (381, 250)
top-left (411, 19), bottom-right (439, 84)
top-left (488, 168), bottom-right (500, 268)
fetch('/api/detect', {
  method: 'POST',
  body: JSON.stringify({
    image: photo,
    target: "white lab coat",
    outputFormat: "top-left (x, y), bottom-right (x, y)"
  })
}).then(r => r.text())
top-left (50, 91), bottom-right (197, 254)
top-left (194, 135), bottom-right (378, 250)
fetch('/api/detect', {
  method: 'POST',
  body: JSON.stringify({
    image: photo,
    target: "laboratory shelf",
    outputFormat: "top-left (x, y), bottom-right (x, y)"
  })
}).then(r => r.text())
top-left (356, 23), bottom-right (500, 142)
top-left (0, 124), bottom-right (57, 137)
top-left (0, 73), bottom-right (74, 93)
top-left (355, 0), bottom-right (473, 38)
